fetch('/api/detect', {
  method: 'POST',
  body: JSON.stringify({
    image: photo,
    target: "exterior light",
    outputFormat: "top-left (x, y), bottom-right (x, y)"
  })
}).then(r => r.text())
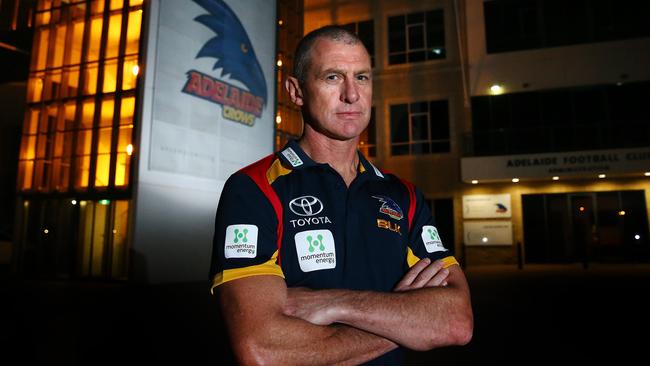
top-left (579, 206), bottom-right (585, 212)
top-left (71, 200), bottom-right (77, 205)
top-left (132, 64), bottom-right (139, 76)
top-left (275, 114), bottom-right (282, 124)
top-left (471, 180), bottom-right (479, 184)
top-left (598, 174), bottom-right (606, 179)
top-left (552, 176), bottom-right (559, 181)
top-left (99, 199), bottom-right (110, 205)
top-left (44, 229), bottom-right (49, 234)
top-left (635, 234), bottom-right (641, 240)
top-left (481, 237), bottom-right (488, 243)
top-left (512, 178), bottom-right (519, 183)
top-left (278, 19), bottom-right (283, 26)
top-left (432, 47), bottom-right (443, 55)
top-left (126, 144), bottom-right (134, 156)
top-left (490, 84), bottom-right (504, 95)
top-left (645, 172), bottom-right (650, 177)
top-left (618, 211), bottom-right (626, 216)
top-left (276, 59), bottom-right (283, 67)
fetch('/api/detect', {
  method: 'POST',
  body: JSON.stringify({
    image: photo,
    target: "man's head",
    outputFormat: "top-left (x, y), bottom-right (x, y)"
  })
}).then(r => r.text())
top-left (293, 25), bottom-right (366, 84)
top-left (286, 26), bottom-right (372, 142)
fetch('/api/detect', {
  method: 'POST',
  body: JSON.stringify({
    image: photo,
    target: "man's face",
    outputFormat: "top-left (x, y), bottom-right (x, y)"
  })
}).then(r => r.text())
top-left (300, 38), bottom-right (372, 141)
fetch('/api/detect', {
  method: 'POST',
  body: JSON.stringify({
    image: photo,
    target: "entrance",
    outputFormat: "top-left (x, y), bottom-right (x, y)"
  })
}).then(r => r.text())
top-left (18, 198), bottom-right (130, 280)
top-left (523, 190), bottom-right (650, 264)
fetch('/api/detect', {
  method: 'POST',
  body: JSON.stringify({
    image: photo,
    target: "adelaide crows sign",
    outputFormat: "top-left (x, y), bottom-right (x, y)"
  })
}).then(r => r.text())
top-left (182, 0), bottom-right (267, 126)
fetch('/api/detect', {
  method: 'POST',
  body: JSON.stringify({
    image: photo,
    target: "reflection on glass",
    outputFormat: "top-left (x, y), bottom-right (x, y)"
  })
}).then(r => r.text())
top-left (35, 29), bottom-right (49, 70)
top-left (103, 59), bottom-right (118, 93)
top-left (52, 24), bottom-right (67, 68)
top-left (106, 14), bottom-right (122, 59)
top-left (84, 62), bottom-right (98, 95)
top-left (122, 57), bottom-right (138, 90)
top-left (111, 200), bottom-right (130, 279)
top-left (125, 10), bottom-right (142, 55)
top-left (87, 17), bottom-right (103, 61)
top-left (95, 154), bottom-right (111, 187)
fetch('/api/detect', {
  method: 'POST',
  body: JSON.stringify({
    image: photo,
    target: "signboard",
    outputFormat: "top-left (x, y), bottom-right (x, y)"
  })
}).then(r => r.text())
top-left (464, 221), bottom-right (513, 246)
top-left (461, 147), bottom-right (650, 182)
top-left (463, 194), bottom-right (511, 219)
top-left (149, 0), bottom-right (276, 179)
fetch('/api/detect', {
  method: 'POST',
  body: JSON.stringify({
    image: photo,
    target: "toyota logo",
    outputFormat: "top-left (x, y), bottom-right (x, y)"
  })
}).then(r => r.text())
top-left (289, 196), bottom-right (324, 217)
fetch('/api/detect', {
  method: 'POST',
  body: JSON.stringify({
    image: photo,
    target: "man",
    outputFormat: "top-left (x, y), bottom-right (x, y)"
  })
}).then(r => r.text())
top-left (210, 25), bottom-right (473, 365)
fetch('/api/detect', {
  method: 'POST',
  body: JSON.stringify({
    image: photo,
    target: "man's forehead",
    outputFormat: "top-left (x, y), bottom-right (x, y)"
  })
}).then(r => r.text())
top-left (310, 38), bottom-right (371, 71)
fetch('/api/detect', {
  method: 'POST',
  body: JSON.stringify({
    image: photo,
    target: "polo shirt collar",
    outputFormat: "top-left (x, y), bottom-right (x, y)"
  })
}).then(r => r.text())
top-left (278, 140), bottom-right (385, 179)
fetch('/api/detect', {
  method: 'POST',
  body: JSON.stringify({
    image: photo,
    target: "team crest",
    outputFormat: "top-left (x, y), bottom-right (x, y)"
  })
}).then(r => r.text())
top-left (372, 196), bottom-right (404, 220)
top-left (182, 0), bottom-right (267, 126)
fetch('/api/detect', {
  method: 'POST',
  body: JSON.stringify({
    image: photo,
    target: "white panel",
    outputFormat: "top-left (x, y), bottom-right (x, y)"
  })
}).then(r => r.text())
top-left (463, 194), bottom-right (512, 219)
top-left (464, 221), bottom-right (513, 246)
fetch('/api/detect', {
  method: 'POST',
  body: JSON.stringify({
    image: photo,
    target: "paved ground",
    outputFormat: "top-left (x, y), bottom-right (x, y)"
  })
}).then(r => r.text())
top-left (2, 263), bottom-right (649, 365)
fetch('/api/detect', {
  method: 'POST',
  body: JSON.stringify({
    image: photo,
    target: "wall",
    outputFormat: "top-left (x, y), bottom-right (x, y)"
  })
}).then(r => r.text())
top-left (132, 0), bottom-right (277, 283)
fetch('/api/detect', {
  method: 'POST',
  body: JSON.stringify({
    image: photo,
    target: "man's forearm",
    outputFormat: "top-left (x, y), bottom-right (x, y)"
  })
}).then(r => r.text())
top-left (285, 266), bottom-right (473, 351)
top-left (218, 275), bottom-right (397, 365)
top-left (230, 313), bottom-right (396, 365)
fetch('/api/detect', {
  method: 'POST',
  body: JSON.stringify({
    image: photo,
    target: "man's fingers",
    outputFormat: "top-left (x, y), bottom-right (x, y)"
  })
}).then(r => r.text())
top-left (424, 267), bottom-right (450, 287)
top-left (410, 260), bottom-right (446, 288)
top-left (394, 258), bottom-right (430, 291)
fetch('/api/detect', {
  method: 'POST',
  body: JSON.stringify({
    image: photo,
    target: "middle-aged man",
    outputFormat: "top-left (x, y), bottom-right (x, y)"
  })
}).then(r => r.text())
top-left (210, 25), bottom-right (473, 365)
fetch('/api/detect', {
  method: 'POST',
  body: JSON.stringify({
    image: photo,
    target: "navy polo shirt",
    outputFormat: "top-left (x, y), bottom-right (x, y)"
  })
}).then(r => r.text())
top-left (210, 140), bottom-right (458, 365)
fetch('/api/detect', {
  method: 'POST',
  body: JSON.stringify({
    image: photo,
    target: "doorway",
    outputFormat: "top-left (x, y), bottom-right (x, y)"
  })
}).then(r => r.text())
top-left (523, 190), bottom-right (650, 264)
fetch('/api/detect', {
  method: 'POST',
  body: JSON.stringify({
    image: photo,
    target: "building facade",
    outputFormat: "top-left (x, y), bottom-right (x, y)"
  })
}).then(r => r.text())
top-left (297, 0), bottom-right (650, 266)
top-left (12, 0), bottom-right (283, 282)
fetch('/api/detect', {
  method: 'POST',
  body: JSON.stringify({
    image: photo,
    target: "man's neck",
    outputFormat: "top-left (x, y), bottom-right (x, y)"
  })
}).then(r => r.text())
top-left (298, 128), bottom-right (359, 187)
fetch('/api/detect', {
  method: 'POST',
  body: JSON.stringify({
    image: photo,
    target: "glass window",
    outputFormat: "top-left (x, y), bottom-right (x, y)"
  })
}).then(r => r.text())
top-left (34, 28), bottom-right (49, 71)
top-left (106, 14), bottom-right (122, 59)
top-left (390, 100), bottom-right (450, 155)
top-left (86, 16), bottom-right (103, 62)
top-left (341, 20), bottom-right (374, 67)
top-left (103, 59), bottom-right (119, 93)
top-left (125, 9), bottom-right (142, 55)
top-left (388, 9), bottom-right (445, 65)
top-left (358, 108), bottom-right (376, 157)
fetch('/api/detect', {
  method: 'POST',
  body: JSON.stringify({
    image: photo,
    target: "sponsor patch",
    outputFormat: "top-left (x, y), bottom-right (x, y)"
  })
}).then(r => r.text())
top-left (282, 147), bottom-right (303, 167)
top-left (372, 196), bottom-right (404, 220)
top-left (289, 195), bottom-right (323, 217)
top-left (421, 225), bottom-right (446, 253)
top-left (224, 224), bottom-right (258, 258)
top-left (294, 230), bottom-right (336, 272)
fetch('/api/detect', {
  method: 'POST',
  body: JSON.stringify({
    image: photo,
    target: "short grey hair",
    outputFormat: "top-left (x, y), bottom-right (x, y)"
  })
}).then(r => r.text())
top-left (293, 25), bottom-right (365, 83)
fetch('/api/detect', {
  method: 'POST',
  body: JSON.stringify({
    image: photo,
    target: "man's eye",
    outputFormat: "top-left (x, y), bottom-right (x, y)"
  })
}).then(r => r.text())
top-left (326, 74), bottom-right (339, 81)
top-left (357, 75), bottom-right (370, 81)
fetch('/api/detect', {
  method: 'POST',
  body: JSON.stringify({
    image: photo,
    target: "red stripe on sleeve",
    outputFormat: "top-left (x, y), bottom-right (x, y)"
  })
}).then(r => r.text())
top-left (239, 154), bottom-right (284, 265)
top-left (399, 178), bottom-right (417, 233)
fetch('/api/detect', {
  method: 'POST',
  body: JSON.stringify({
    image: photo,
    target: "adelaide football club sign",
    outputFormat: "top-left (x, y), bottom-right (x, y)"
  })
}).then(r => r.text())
top-left (182, 0), bottom-right (267, 126)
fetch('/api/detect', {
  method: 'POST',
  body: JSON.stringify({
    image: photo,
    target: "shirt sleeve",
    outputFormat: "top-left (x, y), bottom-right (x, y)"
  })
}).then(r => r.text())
top-left (209, 172), bottom-right (284, 293)
top-left (406, 186), bottom-right (458, 269)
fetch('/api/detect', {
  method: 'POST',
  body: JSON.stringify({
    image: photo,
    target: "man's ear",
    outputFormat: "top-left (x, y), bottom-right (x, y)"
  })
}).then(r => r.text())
top-left (285, 76), bottom-right (304, 106)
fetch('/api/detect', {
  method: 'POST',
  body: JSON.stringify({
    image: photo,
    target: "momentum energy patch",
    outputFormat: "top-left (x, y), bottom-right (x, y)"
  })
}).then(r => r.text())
top-left (224, 224), bottom-right (258, 258)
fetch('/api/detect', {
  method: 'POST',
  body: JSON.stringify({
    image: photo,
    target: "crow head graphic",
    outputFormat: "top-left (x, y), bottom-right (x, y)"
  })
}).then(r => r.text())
top-left (193, 0), bottom-right (268, 106)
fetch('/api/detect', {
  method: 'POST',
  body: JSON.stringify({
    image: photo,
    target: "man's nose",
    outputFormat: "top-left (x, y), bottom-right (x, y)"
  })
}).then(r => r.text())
top-left (340, 78), bottom-right (360, 103)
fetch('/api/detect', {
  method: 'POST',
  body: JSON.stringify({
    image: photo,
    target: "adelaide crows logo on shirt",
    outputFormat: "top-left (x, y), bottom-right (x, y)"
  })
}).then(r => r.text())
top-left (372, 196), bottom-right (404, 220)
top-left (182, 0), bottom-right (267, 126)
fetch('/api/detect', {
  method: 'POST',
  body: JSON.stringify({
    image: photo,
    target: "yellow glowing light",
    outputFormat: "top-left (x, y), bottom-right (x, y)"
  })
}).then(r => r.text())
top-left (481, 237), bottom-right (489, 243)
top-left (126, 144), bottom-right (134, 156)
top-left (278, 19), bottom-right (283, 26)
top-left (598, 174), bottom-right (606, 179)
top-left (490, 84), bottom-right (504, 95)
top-left (276, 114), bottom-right (282, 124)
top-left (277, 59), bottom-right (283, 67)
top-left (512, 178), bottom-right (519, 183)
top-left (552, 176), bottom-right (559, 181)
top-left (71, 200), bottom-right (77, 205)
top-left (132, 64), bottom-right (139, 76)
top-left (579, 206), bottom-right (585, 212)
top-left (44, 229), bottom-right (49, 234)
top-left (645, 172), bottom-right (650, 177)
top-left (471, 180), bottom-right (479, 184)
top-left (618, 211), bottom-right (626, 216)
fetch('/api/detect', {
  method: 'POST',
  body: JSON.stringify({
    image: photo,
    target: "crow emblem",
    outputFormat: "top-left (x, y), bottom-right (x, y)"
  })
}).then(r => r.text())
top-left (192, 0), bottom-right (268, 107)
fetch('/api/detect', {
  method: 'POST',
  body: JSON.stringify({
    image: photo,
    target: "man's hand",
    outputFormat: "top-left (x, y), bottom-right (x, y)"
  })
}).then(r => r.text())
top-left (393, 258), bottom-right (450, 292)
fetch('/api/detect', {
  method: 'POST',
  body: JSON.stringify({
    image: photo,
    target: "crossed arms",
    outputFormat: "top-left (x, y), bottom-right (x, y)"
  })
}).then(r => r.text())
top-left (216, 258), bottom-right (473, 365)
